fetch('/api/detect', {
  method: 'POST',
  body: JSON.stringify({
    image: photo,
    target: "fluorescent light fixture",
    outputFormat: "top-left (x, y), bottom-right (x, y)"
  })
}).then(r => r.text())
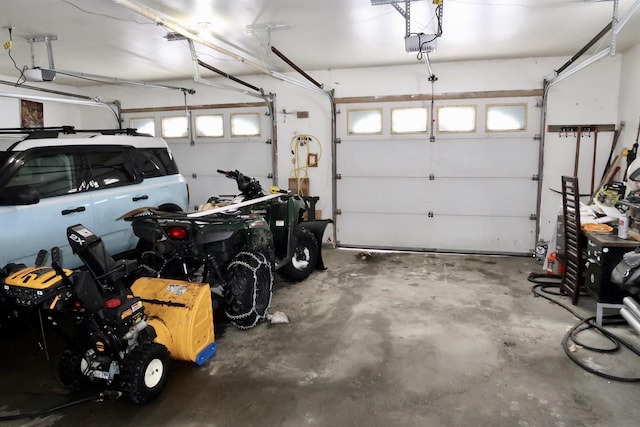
top-left (270, 71), bottom-right (329, 96)
top-left (371, 0), bottom-right (426, 5)
top-left (246, 23), bottom-right (292, 33)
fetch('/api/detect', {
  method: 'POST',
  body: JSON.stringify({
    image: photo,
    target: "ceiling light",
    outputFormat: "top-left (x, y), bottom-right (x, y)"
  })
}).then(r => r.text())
top-left (246, 23), bottom-right (292, 33)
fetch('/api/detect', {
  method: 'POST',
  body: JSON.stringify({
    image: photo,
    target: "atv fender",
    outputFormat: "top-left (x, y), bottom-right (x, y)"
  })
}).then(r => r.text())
top-left (299, 219), bottom-right (333, 270)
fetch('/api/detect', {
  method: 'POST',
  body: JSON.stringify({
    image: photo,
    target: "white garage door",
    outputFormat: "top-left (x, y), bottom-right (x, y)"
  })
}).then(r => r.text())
top-left (336, 97), bottom-right (540, 254)
top-left (125, 105), bottom-right (274, 210)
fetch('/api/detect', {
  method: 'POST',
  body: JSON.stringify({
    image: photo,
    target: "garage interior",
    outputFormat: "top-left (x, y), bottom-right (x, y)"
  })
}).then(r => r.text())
top-left (2, 0), bottom-right (640, 425)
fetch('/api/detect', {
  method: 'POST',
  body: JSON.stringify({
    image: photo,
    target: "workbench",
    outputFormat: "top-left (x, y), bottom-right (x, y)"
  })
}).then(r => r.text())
top-left (584, 231), bottom-right (640, 325)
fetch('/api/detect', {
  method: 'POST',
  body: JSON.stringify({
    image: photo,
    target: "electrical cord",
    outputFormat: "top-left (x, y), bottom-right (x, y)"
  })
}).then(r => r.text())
top-left (4, 27), bottom-right (26, 86)
top-left (528, 272), bottom-right (640, 382)
top-left (0, 390), bottom-right (121, 422)
top-left (290, 133), bottom-right (322, 196)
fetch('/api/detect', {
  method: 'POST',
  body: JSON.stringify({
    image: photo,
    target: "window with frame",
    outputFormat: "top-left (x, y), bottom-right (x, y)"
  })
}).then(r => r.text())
top-left (486, 103), bottom-right (527, 132)
top-left (195, 114), bottom-right (224, 138)
top-left (230, 113), bottom-right (260, 137)
top-left (131, 148), bottom-right (178, 178)
top-left (86, 151), bottom-right (139, 188)
top-left (161, 116), bottom-right (189, 139)
top-left (129, 117), bottom-right (156, 136)
top-left (437, 105), bottom-right (477, 133)
top-left (391, 107), bottom-right (428, 134)
top-left (8, 153), bottom-right (77, 198)
top-left (347, 109), bottom-right (383, 135)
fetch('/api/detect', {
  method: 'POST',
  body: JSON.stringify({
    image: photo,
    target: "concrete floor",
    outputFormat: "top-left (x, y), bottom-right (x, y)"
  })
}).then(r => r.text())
top-left (2, 247), bottom-right (640, 426)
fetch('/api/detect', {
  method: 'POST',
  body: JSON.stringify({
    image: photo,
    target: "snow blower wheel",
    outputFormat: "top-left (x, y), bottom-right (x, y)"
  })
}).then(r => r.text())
top-left (120, 342), bottom-right (170, 404)
top-left (225, 252), bottom-right (273, 329)
top-left (58, 348), bottom-right (91, 391)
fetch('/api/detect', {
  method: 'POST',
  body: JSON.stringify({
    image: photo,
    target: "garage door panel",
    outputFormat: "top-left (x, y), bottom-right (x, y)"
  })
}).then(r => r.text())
top-left (337, 140), bottom-right (430, 176)
top-left (338, 177), bottom-right (429, 213)
top-left (431, 139), bottom-right (538, 177)
top-left (336, 213), bottom-right (431, 249)
top-left (170, 142), bottom-right (272, 208)
top-left (428, 216), bottom-right (535, 253)
top-left (426, 179), bottom-right (537, 216)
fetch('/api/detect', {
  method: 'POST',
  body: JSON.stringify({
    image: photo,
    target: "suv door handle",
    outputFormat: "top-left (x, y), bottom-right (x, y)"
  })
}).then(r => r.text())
top-left (61, 206), bottom-right (86, 215)
top-left (133, 195), bottom-right (149, 202)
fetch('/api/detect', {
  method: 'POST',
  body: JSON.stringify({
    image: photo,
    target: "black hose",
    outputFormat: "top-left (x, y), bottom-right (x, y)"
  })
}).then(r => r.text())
top-left (0, 391), bottom-right (121, 422)
top-left (528, 272), bottom-right (640, 382)
top-left (562, 317), bottom-right (640, 382)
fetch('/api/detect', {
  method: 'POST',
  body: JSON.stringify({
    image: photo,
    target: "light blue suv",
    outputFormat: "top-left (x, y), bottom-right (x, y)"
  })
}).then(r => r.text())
top-left (0, 128), bottom-right (189, 268)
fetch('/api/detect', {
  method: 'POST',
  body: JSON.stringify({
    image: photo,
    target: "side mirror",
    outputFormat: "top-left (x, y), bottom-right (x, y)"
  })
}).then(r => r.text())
top-left (0, 185), bottom-right (40, 206)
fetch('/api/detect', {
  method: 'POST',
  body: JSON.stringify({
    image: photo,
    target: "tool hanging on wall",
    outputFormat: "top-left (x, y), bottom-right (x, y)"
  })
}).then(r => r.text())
top-left (290, 133), bottom-right (322, 196)
top-left (624, 117), bottom-right (640, 180)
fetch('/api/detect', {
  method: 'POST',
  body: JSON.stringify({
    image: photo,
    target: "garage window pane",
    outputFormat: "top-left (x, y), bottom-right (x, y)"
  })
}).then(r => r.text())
top-left (391, 107), bottom-right (428, 134)
top-left (196, 114), bottom-right (224, 137)
top-left (348, 109), bottom-right (382, 135)
top-left (161, 116), bottom-right (188, 139)
top-left (437, 105), bottom-right (476, 133)
top-left (486, 104), bottom-right (527, 132)
top-left (231, 113), bottom-right (260, 136)
top-left (129, 117), bottom-right (155, 136)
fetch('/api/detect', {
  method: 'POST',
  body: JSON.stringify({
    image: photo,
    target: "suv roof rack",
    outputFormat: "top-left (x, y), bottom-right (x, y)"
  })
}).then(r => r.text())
top-left (0, 126), bottom-right (148, 139)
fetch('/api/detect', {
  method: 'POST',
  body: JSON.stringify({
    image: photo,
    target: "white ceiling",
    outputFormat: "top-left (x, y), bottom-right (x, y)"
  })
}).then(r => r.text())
top-left (0, 0), bottom-right (639, 88)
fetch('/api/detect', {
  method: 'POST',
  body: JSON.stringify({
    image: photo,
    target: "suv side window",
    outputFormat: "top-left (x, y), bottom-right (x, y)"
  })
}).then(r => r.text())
top-left (132, 148), bottom-right (178, 178)
top-left (7, 153), bottom-right (78, 198)
top-left (86, 150), bottom-right (140, 189)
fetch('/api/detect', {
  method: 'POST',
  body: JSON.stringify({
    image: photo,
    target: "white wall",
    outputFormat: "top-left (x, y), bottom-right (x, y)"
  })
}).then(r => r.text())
top-left (619, 43), bottom-right (640, 161)
top-left (0, 51), bottom-right (631, 250)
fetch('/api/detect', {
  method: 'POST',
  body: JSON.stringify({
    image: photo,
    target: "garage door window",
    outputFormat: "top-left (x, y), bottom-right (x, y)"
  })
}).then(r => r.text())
top-left (231, 113), bottom-right (260, 137)
top-left (129, 117), bottom-right (156, 136)
top-left (391, 107), bottom-right (428, 134)
top-left (347, 109), bottom-right (382, 135)
top-left (486, 103), bottom-right (527, 132)
top-left (195, 114), bottom-right (224, 138)
top-left (161, 116), bottom-right (189, 139)
top-left (437, 105), bottom-right (476, 133)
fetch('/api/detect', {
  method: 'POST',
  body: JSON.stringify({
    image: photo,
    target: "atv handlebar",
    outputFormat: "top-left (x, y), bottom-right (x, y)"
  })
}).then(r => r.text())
top-left (217, 169), bottom-right (264, 199)
top-left (217, 169), bottom-right (239, 180)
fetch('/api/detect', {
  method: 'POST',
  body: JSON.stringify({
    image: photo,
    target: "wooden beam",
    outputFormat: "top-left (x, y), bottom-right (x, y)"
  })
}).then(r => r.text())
top-left (336, 89), bottom-right (543, 104)
top-left (121, 101), bottom-right (267, 114)
top-left (548, 124), bottom-right (616, 132)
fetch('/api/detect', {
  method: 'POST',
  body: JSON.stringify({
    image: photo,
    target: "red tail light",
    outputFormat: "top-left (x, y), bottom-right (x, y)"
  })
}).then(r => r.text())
top-left (104, 298), bottom-right (122, 309)
top-left (167, 226), bottom-right (189, 240)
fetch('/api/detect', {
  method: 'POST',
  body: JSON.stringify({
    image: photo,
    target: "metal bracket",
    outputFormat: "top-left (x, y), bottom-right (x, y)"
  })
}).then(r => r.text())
top-left (26, 35), bottom-right (58, 69)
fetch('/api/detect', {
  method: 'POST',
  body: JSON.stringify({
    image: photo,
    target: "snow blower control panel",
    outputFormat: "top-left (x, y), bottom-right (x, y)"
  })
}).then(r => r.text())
top-left (1, 266), bottom-right (73, 307)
